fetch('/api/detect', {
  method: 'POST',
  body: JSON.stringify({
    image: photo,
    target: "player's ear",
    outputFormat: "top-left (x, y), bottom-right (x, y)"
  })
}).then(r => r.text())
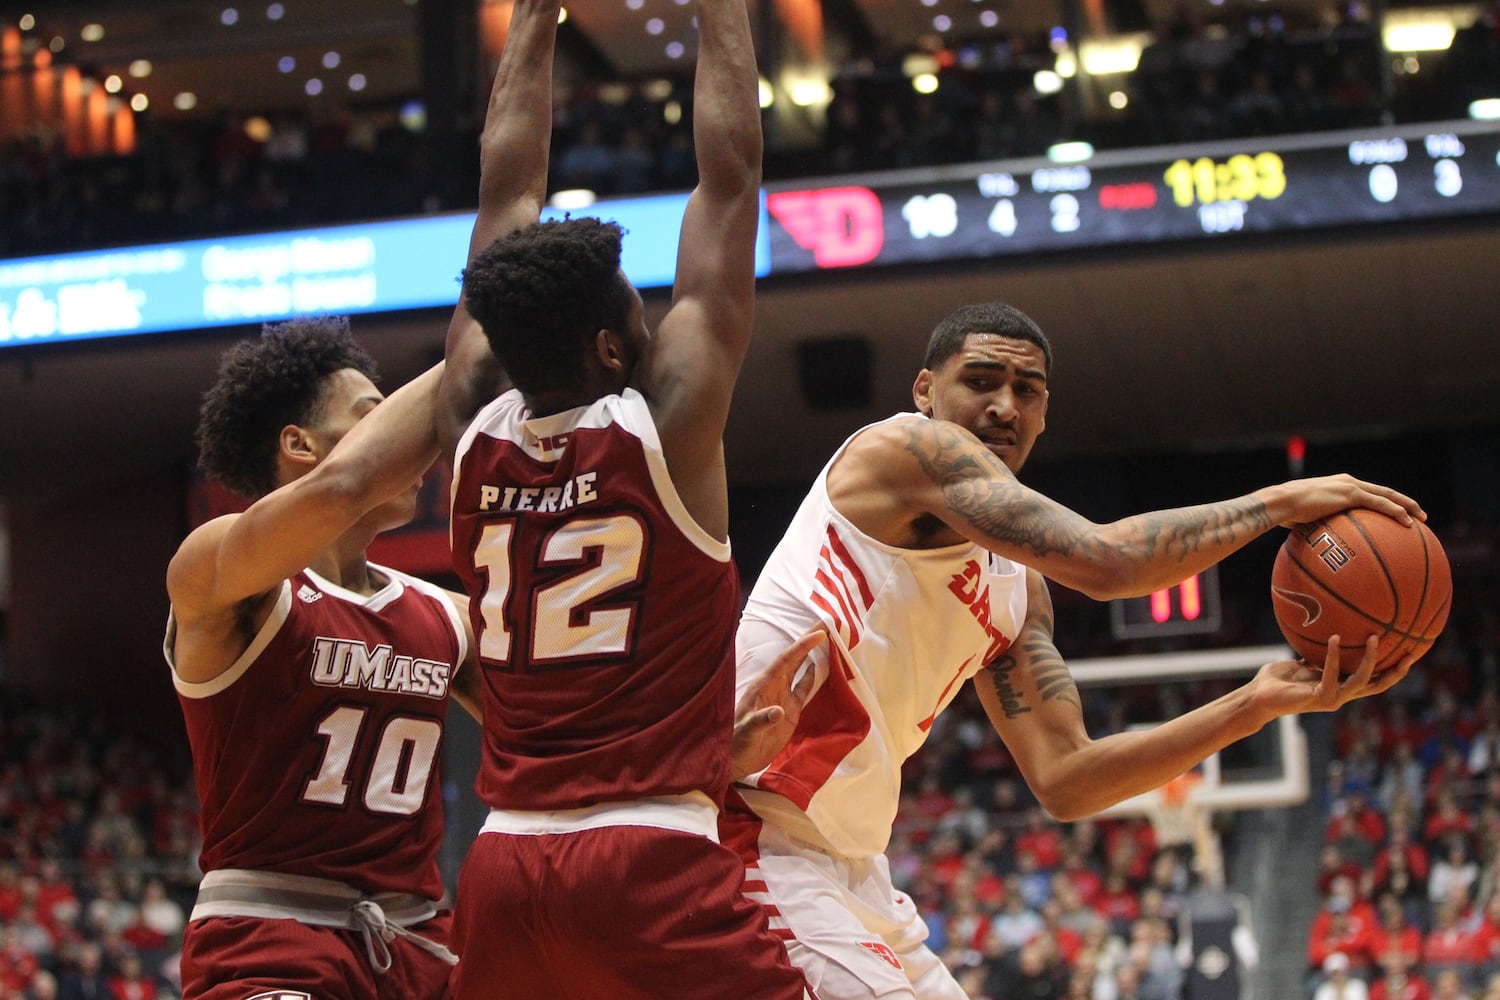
top-left (277, 422), bottom-right (321, 479)
top-left (912, 368), bottom-right (935, 417)
top-left (279, 424), bottom-right (319, 473)
top-left (596, 328), bottom-right (628, 376)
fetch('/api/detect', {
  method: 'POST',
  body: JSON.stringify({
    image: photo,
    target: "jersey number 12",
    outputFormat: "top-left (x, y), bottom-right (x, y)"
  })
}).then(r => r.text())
top-left (472, 514), bottom-right (645, 668)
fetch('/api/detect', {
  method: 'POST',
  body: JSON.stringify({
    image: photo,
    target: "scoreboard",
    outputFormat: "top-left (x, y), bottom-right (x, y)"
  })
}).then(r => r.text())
top-left (763, 119), bottom-right (1500, 273)
top-left (2, 118), bottom-right (1498, 349)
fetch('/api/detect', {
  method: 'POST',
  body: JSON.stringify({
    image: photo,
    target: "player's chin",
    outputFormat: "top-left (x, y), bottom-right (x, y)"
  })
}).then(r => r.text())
top-left (376, 493), bottom-right (420, 528)
top-left (984, 441), bottom-right (1024, 468)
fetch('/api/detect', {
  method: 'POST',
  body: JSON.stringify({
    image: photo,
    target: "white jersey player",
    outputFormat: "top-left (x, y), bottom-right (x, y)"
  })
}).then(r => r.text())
top-left (726, 301), bottom-right (1421, 1000)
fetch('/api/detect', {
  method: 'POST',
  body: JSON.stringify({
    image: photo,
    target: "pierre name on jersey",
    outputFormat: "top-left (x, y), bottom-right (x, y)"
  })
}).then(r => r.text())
top-left (476, 471), bottom-right (600, 513)
top-left (309, 636), bottom-right (451, 699)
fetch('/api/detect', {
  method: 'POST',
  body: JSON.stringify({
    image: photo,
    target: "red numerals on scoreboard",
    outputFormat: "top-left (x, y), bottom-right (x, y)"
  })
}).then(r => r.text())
top-left (1110, 566), bottom-right (1222, 640)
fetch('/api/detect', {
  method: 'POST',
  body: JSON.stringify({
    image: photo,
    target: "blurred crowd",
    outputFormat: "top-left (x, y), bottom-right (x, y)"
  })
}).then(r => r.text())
top-left (0, 694), bottom-right (198, 999)
top-left (3, 0), bottom-right (1499, 258)
top-left (1305, 612), bottom-right (1500, 999)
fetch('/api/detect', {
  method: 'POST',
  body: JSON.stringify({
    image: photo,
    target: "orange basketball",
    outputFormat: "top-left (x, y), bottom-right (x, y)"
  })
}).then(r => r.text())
top-left (1270, 509), bottom-right (1451, 673)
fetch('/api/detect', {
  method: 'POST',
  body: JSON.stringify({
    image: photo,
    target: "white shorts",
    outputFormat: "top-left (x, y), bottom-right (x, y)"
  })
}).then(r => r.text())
top-left (742, 822), bottom-right (969, 1000)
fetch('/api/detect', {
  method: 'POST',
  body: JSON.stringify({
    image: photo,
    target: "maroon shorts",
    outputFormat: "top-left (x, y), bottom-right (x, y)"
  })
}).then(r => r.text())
top-left (449, 826), bottom-right (813, 999)
top-left (180, 911), bottom-right (454, 1000)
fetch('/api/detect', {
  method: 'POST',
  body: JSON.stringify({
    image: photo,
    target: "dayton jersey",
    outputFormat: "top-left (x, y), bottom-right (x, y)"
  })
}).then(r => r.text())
top-left (736, 413), bottom-right (1028, 858)
top-left (449, 387), bottom-right (740, 812)
top-left (166, 565), bottom-right (465, 902)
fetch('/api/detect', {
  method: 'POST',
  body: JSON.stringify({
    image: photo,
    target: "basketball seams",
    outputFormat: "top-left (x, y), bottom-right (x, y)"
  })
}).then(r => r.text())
top-left (1281, 548), bottom-right (1397, 631)
top-left (1335, 510), bottom-right (1403, 613)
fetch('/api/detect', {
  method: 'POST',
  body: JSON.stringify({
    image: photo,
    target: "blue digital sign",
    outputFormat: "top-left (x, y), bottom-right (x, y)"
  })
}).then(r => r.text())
top-left (0, 193), bottom-right (773, 350)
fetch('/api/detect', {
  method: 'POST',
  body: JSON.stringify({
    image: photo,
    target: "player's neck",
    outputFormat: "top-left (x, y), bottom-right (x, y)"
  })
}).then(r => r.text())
top-left (524, 388), bottom-right (598, 418)
top-left (309, 540), bottom-right (382, 596)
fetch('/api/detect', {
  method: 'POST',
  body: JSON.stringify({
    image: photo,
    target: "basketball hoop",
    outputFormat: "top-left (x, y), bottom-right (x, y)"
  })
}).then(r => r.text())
top-left (1146, 772), bottom-right (1203, 848)
top-left (1143, 771), bottom-right (1228, 889)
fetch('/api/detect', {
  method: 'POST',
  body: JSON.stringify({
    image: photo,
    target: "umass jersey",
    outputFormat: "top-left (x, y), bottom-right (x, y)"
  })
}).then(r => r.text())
top-left (165, 565), bottom-right (465, 902)
top-left (450, 387), bottom-right (740, 812)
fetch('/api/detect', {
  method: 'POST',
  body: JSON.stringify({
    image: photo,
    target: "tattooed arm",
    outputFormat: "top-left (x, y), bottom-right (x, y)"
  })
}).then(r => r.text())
top-left (826, 416), bottom-right (1424, 600)
top-left (973, 569), bottom-right (1411, 821)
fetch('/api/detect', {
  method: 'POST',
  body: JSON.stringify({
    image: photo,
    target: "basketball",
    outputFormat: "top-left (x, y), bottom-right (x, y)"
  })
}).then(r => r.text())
top-left (1270, 508), bottom-right (1452, 673)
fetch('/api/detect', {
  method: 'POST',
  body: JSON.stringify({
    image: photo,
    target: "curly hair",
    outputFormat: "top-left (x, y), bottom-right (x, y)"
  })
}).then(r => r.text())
top-left (195, 316), bottom-right (377, 499)
top-left (462, 218), bottom-right (635, 395)
top-left (923, 302), bottom-right (1053, 375)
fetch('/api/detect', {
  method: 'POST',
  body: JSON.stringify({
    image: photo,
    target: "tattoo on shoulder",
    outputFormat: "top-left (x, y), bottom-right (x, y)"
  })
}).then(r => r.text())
top-left (906, 421), bottom-right (1088, 559)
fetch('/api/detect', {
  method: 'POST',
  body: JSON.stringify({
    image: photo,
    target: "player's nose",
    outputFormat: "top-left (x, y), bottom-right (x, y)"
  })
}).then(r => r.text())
top-left (986, 387), bottom-right (1019, 421)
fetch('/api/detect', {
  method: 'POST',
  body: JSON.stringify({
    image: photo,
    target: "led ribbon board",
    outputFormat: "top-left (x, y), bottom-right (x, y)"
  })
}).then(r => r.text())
top-left (0, 193), bottom-right (772, 349)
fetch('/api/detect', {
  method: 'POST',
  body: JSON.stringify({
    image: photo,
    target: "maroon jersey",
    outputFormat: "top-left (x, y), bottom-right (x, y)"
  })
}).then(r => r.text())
top-left (449, 388), bottom-right (740, 811)
top-left (167, 565), bottom-right (465, 902)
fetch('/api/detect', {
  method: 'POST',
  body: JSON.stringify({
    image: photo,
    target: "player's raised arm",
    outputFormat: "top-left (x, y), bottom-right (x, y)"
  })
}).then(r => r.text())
top-left (635, 0), bottom-right (763, 538)
top-left (862, 416), bottom-right (1424, 600)
top-left (437, 0), bottom-right (563, 452)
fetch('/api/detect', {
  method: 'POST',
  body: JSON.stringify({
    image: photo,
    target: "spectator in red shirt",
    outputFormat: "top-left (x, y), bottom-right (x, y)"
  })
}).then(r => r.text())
top-left (912, 773), bottom-right (955, 833)
top-left (105, 952), bottom-right (160, 1000)
top-left (946, 892), bottom-right (991, 952)
top-left (926, 830), bottom-right (968, 895)
top-left (1320, 843), bottom-right (1369, 899)
top-left (1375, 828), bottom-right (1432, 886)
top-left (1015, 808), bottom-right (1065, 870)
top-left (1380, 702), bottom-right (1431, 761)
top-left (31, 861), bottom-right (79, 935)
top-left (1328, 784), bottom-right (1388, 855)
top-left (1039, 898), bottom-right (1085, 965)
top-left (1371, 962), bottom-right (1433, 1000)
top-left (1335, 700), bottom-right (1382, 760)
top-left (1469, 890), bottom-right (1500, 967)
top-left (1427, 745), bottom-right (1475, 805)
top-left (0, 926), bottom-right (42, 995)
top-left (1373, 851), bottom-right (1429, 926)
top-left (1427, 787), bottom-right (1477, 850)
top-left (1094, 872), bottom-right (1142, 937)
top-left (1309, 895), bottom-right (1379, 979)
top-left (1423, 898), bottom-right (1482, 978)
top-left (1102, 818), bottom-right (1156, 884)
top-left (1056, 845), bottom-right (1104, 905)
top-left (0, 864), bottom-right (20, 922)
top-left (1371, 892), bottom-right (1424, 972)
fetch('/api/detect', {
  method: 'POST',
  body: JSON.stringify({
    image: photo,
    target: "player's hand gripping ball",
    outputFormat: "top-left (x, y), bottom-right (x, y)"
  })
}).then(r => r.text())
top-left (1271, 508), bottom-right (1451, 674)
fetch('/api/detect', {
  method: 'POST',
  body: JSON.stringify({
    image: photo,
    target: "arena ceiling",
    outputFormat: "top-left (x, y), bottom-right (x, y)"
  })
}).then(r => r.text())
top-left (12, 0), bottom-right (1408, 118)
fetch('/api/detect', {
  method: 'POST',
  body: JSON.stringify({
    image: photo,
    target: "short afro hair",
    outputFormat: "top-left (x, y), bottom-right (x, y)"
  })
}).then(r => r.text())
top-left (195, 316), bottom-right (377, 499)
top-left (462, 218), bottom-right (635, 395)
top-left (922, 302), bottom-right (1052, 374)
